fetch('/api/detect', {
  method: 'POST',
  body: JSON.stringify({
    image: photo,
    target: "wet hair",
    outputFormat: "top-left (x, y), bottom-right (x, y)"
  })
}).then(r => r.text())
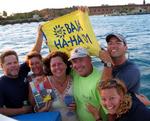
top-left (98, 79), bottom-right (127, 96)
top-left (43, 51), bottom-right (71, 75)
top-left (0, 50), bottom-right (18, 65)
top-left (26, 51), bottom-right (42, 61)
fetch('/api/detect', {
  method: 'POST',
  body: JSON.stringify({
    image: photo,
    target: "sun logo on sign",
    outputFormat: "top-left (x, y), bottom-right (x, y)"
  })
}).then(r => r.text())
top-left (53, 25), bottom-right (66, 39)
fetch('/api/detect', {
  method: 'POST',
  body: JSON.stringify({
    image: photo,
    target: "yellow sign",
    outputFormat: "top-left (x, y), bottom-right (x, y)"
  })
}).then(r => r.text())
top-left (42, 10), bottom-right (100, 56)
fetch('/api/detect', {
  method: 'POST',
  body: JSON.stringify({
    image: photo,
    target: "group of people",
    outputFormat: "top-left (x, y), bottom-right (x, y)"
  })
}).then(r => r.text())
top-left (1, 7), bottom-right (150, 121)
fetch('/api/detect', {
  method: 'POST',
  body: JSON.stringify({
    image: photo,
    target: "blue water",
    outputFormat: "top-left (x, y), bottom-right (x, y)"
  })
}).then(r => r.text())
top-left (0, 14), bottom-right (150, 98)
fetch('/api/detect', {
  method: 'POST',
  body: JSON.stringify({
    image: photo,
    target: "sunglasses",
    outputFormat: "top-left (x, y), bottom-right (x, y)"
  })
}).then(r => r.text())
top-left (99, 79), bottom-right (119, 89)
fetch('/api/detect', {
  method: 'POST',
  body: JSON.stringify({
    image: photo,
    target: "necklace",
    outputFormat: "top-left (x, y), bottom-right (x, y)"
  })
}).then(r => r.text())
top-left (51, 76), bottom-right (69, 94)
top-left (52, 76), bottom-right (68, 87)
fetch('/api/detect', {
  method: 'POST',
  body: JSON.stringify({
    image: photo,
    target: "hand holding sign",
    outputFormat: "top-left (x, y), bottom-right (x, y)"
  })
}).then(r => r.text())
top-left (42, 9), bottom-right (101, 57)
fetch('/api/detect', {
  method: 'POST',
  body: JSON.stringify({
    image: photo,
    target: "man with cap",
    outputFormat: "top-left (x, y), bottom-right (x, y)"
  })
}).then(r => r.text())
top-left (32, 24), bottom-right (111, 121)
top-left (103, 33), bottom-right (150, 105)
top-left (103, 33), bottom-right (140, 94)
top-left (69, 47), bottom-right (109, 121)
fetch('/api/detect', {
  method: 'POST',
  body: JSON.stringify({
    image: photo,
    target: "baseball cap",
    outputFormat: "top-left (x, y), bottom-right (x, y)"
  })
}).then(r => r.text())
top-left (68, 47), bottom-right (89, 61)
top-left (106, 33), bottom-right (126, 45)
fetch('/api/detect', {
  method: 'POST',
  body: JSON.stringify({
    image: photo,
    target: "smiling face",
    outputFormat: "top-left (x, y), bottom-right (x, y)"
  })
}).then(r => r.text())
top-left (107, 36), bottom-right (127, 59)
top-left (71, 56), bottom-right (93, 77)
top-left (50, 56), bottom-right (67, 78)
top-left (28, 57), bottom-right (43, 76)
top-left (2, 55), bottom-right (20, 78)
top-left (100, 88), bottom-right (122, 115)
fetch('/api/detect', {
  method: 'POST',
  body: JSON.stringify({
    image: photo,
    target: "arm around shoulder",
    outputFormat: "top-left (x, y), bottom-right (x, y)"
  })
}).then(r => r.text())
top-left (101, 66), bottom-right (113, 81)
top-left (99, 50), bottom-right (113, 81)
top-left (136, 94), bottom-right (150, 106)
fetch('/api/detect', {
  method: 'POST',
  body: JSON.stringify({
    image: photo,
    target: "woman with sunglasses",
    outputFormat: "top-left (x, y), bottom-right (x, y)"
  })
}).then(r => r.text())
top-left (88, 79), bottom-right (150, 121)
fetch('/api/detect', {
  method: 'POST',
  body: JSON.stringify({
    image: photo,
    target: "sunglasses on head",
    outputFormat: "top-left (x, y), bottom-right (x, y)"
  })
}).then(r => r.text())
top-left (99, 79), bottom-right (119, 89)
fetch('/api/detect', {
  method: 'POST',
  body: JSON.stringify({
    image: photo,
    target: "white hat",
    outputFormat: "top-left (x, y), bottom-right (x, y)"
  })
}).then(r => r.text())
top-left (68, 47), bottom-right (89, 61)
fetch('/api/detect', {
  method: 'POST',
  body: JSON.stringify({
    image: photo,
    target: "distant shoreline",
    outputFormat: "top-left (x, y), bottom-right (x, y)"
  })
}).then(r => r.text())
top-left (0, 18), bottom-right (48, 25)
top-left (1, 4), bottom-right (150, 26)
top-left (1, 13), bottom-right (150, 26)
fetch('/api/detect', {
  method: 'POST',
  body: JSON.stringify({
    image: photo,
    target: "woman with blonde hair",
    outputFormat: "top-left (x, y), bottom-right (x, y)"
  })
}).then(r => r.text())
top-left (89, 79), bottom-right (150, 121)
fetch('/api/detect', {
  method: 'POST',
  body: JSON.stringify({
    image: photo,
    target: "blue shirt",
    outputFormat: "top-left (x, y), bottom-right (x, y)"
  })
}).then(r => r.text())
top-left (112, 60), bottom-right (140, 94)
top-left (116, 93), bottom-right (150, 121)
top-left (0, 62), bottom-right (30, 108)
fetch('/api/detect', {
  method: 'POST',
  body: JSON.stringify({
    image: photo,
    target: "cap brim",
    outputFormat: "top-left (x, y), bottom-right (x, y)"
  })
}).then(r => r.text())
top-left (68, 55), bottom-right (87, 61)
top-left (106, 34), bottom-right (116, 43)
top-left (106, 34), bottom-right (126, 45)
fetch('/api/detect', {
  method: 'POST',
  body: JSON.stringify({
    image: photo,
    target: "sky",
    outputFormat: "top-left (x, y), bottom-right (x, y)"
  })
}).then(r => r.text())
top-left (0, 0), bottom-right (150, 15)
